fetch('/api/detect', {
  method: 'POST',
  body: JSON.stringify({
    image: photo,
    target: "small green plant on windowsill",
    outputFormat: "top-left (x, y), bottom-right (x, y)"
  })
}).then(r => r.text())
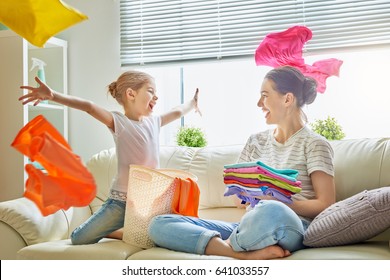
top-left (310, 116), bottom-right (346, 140)
top-left (176, 126), bottom-right (207, 147)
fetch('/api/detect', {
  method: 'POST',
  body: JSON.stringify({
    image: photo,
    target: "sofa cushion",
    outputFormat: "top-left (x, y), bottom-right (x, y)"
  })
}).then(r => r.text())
top-left (154, 145), bottom-right (244, 209)
top-left (86, 147), bottom-right (117, 212)
top-left (303, 187), bottom-right (390, 247)
top-left (127, 241), bottom-right (390, 260)
top-left (17, 238), bottom-right (142, 260)
top-left (85, 145), bottom-right (244, 213)
top-left (0, 198), bottom-right (69, 245)
top-left (128, 247), bottom-right (234, 260)
top-left (330, 138), bottom-right (390, 201)
top-left (287, 241), bottom-right (390, 260)
top-left (86, 139), bottom-right (390, 210)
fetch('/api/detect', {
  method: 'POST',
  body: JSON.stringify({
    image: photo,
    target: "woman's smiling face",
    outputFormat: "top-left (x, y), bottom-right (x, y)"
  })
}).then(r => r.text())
top-left (258, 78), bottom-right (288, 125)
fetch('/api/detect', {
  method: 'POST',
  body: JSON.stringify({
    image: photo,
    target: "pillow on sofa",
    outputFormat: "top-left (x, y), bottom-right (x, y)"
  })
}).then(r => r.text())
top-left (303, 186), bottom-right (390, 247)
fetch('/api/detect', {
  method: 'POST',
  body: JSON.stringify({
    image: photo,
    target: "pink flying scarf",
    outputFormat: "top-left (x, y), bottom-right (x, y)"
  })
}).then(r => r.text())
top-left (255, 25), bottom-right (343, 93)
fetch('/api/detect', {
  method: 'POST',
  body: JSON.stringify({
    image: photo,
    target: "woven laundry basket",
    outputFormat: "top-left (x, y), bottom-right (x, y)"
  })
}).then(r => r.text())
top-left (123, 165), bottom-right (198, 248)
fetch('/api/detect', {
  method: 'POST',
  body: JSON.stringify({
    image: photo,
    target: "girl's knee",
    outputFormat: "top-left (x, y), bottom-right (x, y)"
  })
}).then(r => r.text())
top-left (70, 227), bottom-right (101, 245)
top-left (71, 236), bottom-right (83, 245)
top-left (70, 230), bottom-right (89, 245)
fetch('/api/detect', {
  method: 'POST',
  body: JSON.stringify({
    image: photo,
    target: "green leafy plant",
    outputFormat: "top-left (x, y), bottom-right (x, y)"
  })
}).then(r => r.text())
top-left (310, 116), bottom-right (346, 140)
top-left (176, 126), bottom-right (207, 147)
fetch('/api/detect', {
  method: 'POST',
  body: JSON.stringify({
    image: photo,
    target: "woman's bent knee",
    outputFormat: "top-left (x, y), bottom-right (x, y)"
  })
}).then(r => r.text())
top-left (229, 200), bottom-right (305, 252)
top-left (249, 200), bottom-right (301, 226)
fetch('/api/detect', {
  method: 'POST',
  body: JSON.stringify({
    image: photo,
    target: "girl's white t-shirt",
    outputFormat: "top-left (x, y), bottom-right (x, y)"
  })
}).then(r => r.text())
top-left (108, 111), bottom-right (161, 201)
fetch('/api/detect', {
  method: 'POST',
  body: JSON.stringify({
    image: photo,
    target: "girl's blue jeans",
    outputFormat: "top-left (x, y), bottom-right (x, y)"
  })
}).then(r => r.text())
top-left (71, 198), bottom-right (126, 245)
top-left (149, 200), bottom-right (309, 254)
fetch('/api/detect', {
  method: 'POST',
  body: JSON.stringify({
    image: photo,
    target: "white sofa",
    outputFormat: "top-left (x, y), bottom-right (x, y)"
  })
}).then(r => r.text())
top-left (1, 137), bottom-right (390, 260)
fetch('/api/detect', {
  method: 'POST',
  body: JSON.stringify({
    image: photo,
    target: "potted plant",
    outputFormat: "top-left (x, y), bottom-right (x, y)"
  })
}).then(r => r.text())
top-left (176, 126), bottom-right (207, 147)
top-left (310, 116), bottom-right (346, 140)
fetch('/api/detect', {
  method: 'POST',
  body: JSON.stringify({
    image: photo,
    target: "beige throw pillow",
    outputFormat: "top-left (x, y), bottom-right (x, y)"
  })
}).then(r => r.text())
top-left (303, 187), bottom-right (390, 247)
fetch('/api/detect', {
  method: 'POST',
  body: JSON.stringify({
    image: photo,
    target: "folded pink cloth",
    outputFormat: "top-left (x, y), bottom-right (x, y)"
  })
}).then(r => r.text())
top-left (255, 25), bottom-right (343, 93)
top-left (223, 178), bottom-right (293, 196)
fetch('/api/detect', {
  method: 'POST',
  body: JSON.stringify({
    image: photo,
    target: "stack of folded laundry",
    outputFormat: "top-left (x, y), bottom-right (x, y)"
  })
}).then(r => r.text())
top-left (223, 161), bottom-right (302, 207)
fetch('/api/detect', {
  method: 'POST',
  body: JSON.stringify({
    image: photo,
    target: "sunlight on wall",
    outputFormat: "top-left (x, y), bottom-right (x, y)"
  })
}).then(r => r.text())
top-left (135, 46), bottom-right (390, 146)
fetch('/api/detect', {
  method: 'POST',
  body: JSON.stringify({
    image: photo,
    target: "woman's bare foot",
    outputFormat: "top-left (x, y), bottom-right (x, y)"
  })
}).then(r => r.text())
top-left (237, 245), bottom-right (291, 260)
top-left (205, 237), bottom-right (290, 260)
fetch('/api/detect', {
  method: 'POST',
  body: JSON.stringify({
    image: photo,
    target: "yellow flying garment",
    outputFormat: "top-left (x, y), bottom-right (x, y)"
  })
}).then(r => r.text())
top-left (0, 0), bottom-right (87, 47)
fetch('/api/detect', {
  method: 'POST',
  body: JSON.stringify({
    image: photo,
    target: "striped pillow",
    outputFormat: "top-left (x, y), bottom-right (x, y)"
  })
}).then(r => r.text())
top-left (303, 187), bottom-right (390, 247)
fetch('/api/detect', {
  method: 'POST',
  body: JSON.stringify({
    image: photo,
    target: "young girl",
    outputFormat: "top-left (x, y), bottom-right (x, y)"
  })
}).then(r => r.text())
top-left (19, 70), bottom-right (201, 245)
top-left (148, 66), bottom-right (336, 259)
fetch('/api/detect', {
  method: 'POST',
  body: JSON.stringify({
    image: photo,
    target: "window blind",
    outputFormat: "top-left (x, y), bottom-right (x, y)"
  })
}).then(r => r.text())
top-left (120, 0), bottom-right (390, 66)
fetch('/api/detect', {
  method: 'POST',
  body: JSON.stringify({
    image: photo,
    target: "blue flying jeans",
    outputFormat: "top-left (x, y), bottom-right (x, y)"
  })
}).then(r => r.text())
top-left (71, 198), bottom-right (126, 245)
top-left (149, 200), bottom-right (308, 255)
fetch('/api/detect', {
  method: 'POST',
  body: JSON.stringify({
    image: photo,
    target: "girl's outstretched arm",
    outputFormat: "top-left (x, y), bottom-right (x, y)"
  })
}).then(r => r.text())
top-left (20, 76), bottom-right (114, 130)
top-left (160, 88), bottom-right (201, 126)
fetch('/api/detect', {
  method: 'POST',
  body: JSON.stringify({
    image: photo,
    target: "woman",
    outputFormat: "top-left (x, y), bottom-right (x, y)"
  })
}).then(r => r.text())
top-left (148, 66), bottom-right (335, 259)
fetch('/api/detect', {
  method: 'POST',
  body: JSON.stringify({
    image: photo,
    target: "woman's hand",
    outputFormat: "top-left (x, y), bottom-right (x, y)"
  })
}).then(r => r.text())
top-left (193, 88), bottom-right (202, 116)
top-left (253, 195), bottom-right (278, 201)
top-left (19, 77), bottom-right (54, 106)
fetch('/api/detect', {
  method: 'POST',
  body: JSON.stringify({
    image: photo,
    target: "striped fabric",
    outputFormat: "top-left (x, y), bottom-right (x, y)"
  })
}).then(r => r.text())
top-left (304, 187), bottom-right (390, 247)
top-left (238, 126), bottom-right (334, 202)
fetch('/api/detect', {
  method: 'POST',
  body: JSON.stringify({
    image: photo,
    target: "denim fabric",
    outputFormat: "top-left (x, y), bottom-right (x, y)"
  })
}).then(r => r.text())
top-left (149, 200), bottom-right (308, 254)
top-left (229, 200), bottom-right (307, 252)
top-left (149, 215), bottom-right (239, 254)
top-left (71, 198), bottom-right (126, 245)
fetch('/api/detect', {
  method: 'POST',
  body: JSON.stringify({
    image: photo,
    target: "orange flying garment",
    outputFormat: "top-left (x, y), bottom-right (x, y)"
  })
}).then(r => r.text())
top-left (11, 115), bottom-right (96, 216)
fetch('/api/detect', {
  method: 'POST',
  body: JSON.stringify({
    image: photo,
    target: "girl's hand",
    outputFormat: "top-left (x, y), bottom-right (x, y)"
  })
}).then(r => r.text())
top-left (193, 88), bottom-right (202, 116)
top-left (19, 77), bottom-right (54, 106)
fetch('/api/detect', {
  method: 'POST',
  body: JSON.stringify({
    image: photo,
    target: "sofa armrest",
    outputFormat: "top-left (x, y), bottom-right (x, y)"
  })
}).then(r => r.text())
top-left (0, 197), bottom-right (87, 259)
top-left (0, 221), bottom-right (27, 259)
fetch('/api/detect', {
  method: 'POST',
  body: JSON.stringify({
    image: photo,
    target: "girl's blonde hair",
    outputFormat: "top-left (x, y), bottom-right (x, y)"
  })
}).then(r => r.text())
top-left (107, 70), bottom-right (153, 105)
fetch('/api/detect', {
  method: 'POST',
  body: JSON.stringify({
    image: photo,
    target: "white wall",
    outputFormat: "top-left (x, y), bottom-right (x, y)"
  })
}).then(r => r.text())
top-left (58, 0), bottom-right (122, 161)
